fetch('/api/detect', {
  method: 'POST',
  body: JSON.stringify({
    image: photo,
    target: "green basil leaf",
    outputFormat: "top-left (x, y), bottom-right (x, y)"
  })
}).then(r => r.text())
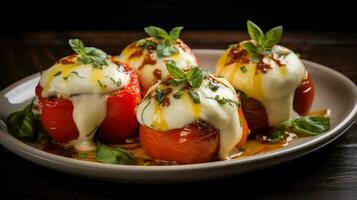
top-left (6, 102), bottom-right (36, 138)
top-left (156, 43), bottom-right (177, 57)
top-left (144, 26), bottom-right (169, 40)
top-left (262, 25), bottom-right (283, 51)
top-left (270, 130), bottom-right (285, 143)
top-left (69, 38), bottom-right (85, 54)
top-left (169, 26), bottom-right (183, 41)
top-left (190, 91), bottom-right (200, 104)
top-left (240, 41), bottom-right (259, 57)
top-left (247, 20), bottom-right (264, 45)
top-left (95, 143), bottom-right (136, 165)
top-left (281, 116), bottom-right (330, 136)
top-left (166, 60), bottom-right (186, 80)
top-left (187, 67), bottom-right (203, 88)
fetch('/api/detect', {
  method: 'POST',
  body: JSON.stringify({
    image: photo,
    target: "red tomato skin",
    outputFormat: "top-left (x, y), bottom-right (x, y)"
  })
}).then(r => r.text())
top-left (37, 91), bottom-right (79, 143)
top-left (139, 122), bottom-right (219, 164)
top-left (98, 71), bottom-right (141, 143)
top-left (293, 71), bottom-right (315, 115)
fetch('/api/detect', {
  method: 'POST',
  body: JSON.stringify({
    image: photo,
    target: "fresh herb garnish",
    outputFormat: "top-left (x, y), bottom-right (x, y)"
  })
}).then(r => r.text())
top-left (6, 100), bottom-right (48, 142)
top-left (108, 77), bottom-right (122, 87)
top-left (140, 26), bottom-right (183, 58)
top-left (63, 71), bottom-right (85, 80)
top-left (155, 87), bottom-right (165, 104)
top-left (240, 20), bottom-right (283, 61)
top-left (54, 71), bottom-right (62, 76)
top-left (190, 90), bottom-right (200, 104)
top-left (206, 95), bottom-right (239, 107)
top-left (240, 66), bottom-right (248, 73)
top-left (165, 60), bottom-right (203, 103)
top-left (95, 142), bottom-right (136, 165)
top-left (69, 38), bottom-right (108, 68)
top-left (207, 82), bottom-right (219, 91)
top-left (270, 130), bottom-right (285, 143)
top-left (77, 152), bottom-right (88, 159)
top-left (280, 116), bottom-right (330, 136)
top-left (97, 80), bottom-right (107, 88)
top-left (173, 91), bottom-right (182, 99)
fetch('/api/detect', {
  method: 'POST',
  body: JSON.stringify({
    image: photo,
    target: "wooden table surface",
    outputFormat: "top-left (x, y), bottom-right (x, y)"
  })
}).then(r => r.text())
top-left (0, 31), bottom-right (357, 199)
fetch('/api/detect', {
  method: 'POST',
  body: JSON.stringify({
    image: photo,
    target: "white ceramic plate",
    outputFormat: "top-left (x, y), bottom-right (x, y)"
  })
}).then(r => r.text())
top-left (0, 49), bottom-right (356, 183)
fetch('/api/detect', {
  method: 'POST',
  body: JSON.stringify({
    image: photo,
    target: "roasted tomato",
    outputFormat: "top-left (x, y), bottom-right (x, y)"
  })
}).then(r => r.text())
top-left (293, 71), bottom-right (314, 115)
top-left (139, 121), bottom-right (219, 164)
top-left (140, 110), bottom-right (249, 164)
top-left (241, 71), bottom-right (315, 133)
top-left (36, 69), bottom-right (141, 144)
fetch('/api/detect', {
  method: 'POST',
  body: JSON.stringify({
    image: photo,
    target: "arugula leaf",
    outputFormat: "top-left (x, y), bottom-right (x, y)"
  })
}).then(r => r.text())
top-left (95, 143), bottom-right (136, 165)
top-left (281, 116), bottom-right (330, 136)
top-left (247, 20), bottom-right (264, 44)
top-left (69, 38), bottom-right (108, 68)
top-left (166, 60), bottom-right (186, 80)
top-left (169, 26), bottom-right (183, 41)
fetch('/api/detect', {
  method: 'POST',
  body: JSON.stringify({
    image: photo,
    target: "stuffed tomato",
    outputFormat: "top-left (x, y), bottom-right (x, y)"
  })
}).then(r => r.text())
top-left (136, 61), bottom-right (249, 164)
top-left (216, 21), bottom-right (314, 133)
top-left (36, 39), bottom-right (141, 151)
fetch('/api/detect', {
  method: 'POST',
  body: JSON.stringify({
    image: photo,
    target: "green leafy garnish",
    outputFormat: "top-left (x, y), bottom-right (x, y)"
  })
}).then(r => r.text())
top-left (6, 100), bottom-right (48, 142)
top-left (95, 143), bottom-right (136, 165)
top-left (69, 38), bottom-right (108, 68)
top-left (166, 60), bottom-right (203, 89)
top-left (281, 116), bottom-right (330, 136)
top-left (54, 71), bottom-right (62, 76)
top-left (240, 66), bottom-right (248, 73)
top-left (155, 87), bottom-right (165, 104)
top-left (141, 26), bottom-right (184, 58)
top-left (77, 152), bottom-right (88, 159)
top-left (270, 130), bottom-right (285, 143)
top-left (206, 95), bottom-right (239, 107)
top-left (241, 20), bottom-right (283, 60)
top-left (63, 71), bottom-right (85, 80)
top-left (190, 91), bottom-right (200, 104)
top-left (207, 82), bottom-right (219, 91)
top-left (165, 60), bottom-right (204, 104)
top-left (173, 91), bottom-right (182, 99)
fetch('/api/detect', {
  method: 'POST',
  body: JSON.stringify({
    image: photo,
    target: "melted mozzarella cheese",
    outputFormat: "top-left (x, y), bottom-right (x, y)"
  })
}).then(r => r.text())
top-left (216, 45), bottom-right (306, 126)
top-left (118, 39), bottom-right (197, 90)
top-left (137, 77), bottom-right (243, 159)
top-left (39, 55), bottom-right (130, 151)
top-left (40, 56), bottom-right (130, 97)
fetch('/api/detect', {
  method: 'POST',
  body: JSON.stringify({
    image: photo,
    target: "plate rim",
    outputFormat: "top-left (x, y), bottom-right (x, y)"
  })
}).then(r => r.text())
top-left (0, 49), bottom-right (356, 173)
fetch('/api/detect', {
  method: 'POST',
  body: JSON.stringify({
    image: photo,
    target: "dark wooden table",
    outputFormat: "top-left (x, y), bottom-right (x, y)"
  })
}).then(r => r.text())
top-left (1, 31), bottom-right (357, 199)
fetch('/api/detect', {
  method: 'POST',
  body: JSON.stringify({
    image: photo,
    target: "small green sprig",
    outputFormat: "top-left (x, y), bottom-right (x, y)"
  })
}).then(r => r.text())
top-left (280, 116), bottom-right (330, 136)
top-left (240, 20), bottom-right (283, 61)
top-left (138, 26), bottom-right (184, 58)
top-left (206, 95), bottom-right (239, 107)
top-left (69, 38), bottom-right (108, 68)
top-left (95, 142), bottom-right (136, 165)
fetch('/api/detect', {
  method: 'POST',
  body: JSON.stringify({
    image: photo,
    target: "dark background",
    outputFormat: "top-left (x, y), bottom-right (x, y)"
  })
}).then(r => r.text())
top-left (1, 0), bottom-right (356, 32)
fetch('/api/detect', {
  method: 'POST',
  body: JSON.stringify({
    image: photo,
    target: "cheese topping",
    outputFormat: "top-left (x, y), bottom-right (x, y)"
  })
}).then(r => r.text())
top-left (216, 45), bottom-right (306, 126)
top-left (118, 39), bottom-right (197, 90)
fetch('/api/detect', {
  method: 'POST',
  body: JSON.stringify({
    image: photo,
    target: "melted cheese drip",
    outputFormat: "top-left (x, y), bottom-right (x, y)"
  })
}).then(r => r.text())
top-left (137, 77), bottom-right (243, 159)
top-left (71, 94), bottom-right (107, 151)
top-left (39, 55), bottom-right (130, 150)
top-left (216, 45), bottom-right (305, 126)
top-left (118, 39), bottom-right (197, 90)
